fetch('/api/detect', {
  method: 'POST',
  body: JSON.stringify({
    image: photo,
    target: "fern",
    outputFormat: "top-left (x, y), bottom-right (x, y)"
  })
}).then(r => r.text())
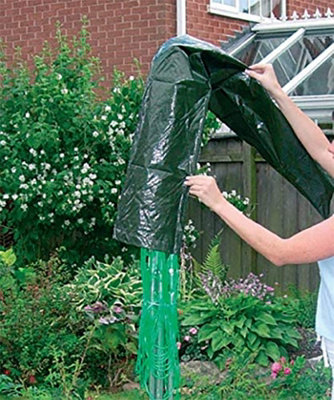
top-left (194, 233), bottom-right (229, 285)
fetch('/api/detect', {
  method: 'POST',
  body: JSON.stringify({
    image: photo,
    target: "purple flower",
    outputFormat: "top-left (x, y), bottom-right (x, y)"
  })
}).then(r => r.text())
top-left (99, 316), bottom-right (117, 325)
top-left (113, 306), bottom-right (123, 314)
top-left (85, 301), bottom-right (108, 314)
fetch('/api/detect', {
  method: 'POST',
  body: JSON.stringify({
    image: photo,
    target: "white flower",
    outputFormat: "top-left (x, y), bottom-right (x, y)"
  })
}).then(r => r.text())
top-left (28, 164), bottom-right (35, 170)
top-left (129, 75), bottom-right (134, 81)
top-left (105, 105), bottom-right (111, 112)
top-left (120, 121), bottom-right (126, 129)
top-left (58, 190), bottom-right (63, 195)
top-left (0, 140), bottom-right (6, 146)
top-left (101, 115), bottom-right (107, 121)
top-left (19, 175), bottom-right (25, 182)
top-left (61, 88), bottom-right (68, 95)
top-left (77, 218), bottom-right (83, 224)
top-left (44, 163), bottom-right (51, 170)
top-left (56, 73), bottom-right (62, 80)
top-left (74, 147), bottom-right (78, 152)
top-left (64, 220), bottom-right (70, 226)
top-left (3, 194), bottom-right (9, 200)
top-left (117, 113), bottom-right (123, 120)
top-left (38, 201), bottom-right (43, 207)
top-left (115, 180), bottom-right (121, 185)
top-left (29, 148), bottom-right (37, 157)
top-left (231, 189), bottom-right (237, 196)
top-left (113, 87), bottom-right (121, 94)
top-left (40, 149), bottom-right (45, 155)
top-left (222, 191), bottom-right (228, 198)
top-left (12, 194), bottom-right (18, 201)
top-left (110, 120), bottom-right (118, 127)
top-left (74, 191), bottom-right (81, 198)
top-left (111, 188), bottom-right (118, 194)
top-left (92, 131), bottom-right (99, 137)
top-left (11, 167), bottom-right (16, 173)
top-left (25, 112), bottom-right (30, 118)
top-left (59, 153), bottom-right (65, 158)
top-left (20, 204), bottom-right (28, 211)
top-left (89, 173), bottom-right (96, 180)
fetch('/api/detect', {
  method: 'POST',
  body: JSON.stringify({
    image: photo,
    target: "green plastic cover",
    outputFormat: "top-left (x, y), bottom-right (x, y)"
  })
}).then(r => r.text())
top-left (113, 35), bottom-right (334, 254)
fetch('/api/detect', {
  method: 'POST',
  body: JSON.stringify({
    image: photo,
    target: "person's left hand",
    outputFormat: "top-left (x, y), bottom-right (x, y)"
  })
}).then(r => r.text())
top-left (184, 175), bottom-right (224, 212)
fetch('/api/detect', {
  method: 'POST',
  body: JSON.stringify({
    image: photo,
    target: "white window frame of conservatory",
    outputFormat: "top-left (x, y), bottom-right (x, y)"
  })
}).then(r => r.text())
top-left (248, 18), bottom-right (334, 122)
top-left (253, 17), bottom-right (334, 33)
top-left (292, 95), bottom-right (334, 123)
top-left (208, 0), bottom-right (286, 23)
top-left (283, 42), bottom-right (334, 94)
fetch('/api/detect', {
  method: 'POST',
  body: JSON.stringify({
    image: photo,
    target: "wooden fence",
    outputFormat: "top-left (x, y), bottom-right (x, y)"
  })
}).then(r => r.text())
top-left (188, 134), bottom-right (333, 292)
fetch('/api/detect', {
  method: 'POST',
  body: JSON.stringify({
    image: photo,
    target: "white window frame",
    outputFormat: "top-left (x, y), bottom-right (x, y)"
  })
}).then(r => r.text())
top-left (208, 0), bottom-right (286, 23)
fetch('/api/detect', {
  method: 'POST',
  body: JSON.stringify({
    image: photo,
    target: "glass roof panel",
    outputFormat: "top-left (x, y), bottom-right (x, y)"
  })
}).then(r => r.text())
top-left (234, 35), bottom-right (287, 64)
top-left (291, 57), bottom-right (334, 96)
top-left (233, 32), bottom-right (334, 88)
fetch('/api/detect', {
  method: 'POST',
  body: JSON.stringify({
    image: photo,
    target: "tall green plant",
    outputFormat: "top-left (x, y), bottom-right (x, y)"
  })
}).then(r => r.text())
top-left (0, 21), bottom-right (143, 265)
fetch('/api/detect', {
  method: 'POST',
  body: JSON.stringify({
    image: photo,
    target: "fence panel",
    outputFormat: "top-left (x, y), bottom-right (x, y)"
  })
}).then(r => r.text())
top-left (189, 136), bottom-right (330, 292)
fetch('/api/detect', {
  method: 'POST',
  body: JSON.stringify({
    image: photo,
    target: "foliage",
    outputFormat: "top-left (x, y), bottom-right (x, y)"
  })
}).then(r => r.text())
top-left (277, 286), bottom-right (317, 329)
top-left (67, 256), bottom-right (142, 388)
top-left (0, 21), bottom-right (220, 267)
top-left (0, 374), bottom-right (23, 397)
top-left (0, 251), bottom-right (142, 392)
top-left (180, 293), bottom-right (301, 367)
top-left (268, 356), bottom-right (332, 399)
top-left (0, 21), bottom-right (143, 265)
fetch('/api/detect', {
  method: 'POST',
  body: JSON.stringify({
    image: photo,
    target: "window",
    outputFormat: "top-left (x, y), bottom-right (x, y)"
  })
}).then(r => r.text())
top-left (224, 19), bottom-right (334, 124)
top-left (209, 0), bottom-right (284, 22)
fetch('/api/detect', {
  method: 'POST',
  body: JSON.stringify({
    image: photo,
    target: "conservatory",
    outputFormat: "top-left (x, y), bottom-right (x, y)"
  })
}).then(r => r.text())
top-left (223, 12), bottom-right (334, 128)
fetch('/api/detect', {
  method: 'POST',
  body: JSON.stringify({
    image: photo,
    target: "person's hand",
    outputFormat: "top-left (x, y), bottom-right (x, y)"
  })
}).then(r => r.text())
top-left (185, 175), bottom-right (225, 213)
top-left (245, 63), bottom-right (282, 97)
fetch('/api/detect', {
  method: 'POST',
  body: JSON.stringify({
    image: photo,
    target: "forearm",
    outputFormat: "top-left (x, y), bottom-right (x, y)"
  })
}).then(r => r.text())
top-left (213, 197), bottom-right (286, 266)
top-left (272, 88), bottom-right (331, 171)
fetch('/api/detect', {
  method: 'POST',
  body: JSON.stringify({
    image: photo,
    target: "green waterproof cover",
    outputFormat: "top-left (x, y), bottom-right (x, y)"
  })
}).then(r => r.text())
top-left (113, 35), bottom-right (334, 254)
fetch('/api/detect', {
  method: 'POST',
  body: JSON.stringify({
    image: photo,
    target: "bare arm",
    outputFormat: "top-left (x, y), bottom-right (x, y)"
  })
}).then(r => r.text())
top-left (185, 175), bottom-right (334, 266)
top-left (246, 64), bottom-right (334, 178)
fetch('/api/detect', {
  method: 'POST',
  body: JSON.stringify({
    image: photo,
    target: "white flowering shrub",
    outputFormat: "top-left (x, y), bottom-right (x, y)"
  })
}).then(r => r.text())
top-left (0, 23), bottom-right (144, 264)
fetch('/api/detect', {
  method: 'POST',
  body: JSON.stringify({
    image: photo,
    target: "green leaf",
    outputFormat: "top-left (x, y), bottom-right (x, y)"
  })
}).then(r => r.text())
top-left (251, 322), bottom-right (270, 338)
top-left (255, 312), bottom-right (277, 326)
top-left (265, 341), bottom-right (281, 361)
top-left (125, 341), bottom-right (137, 354)
top-left (198, 323), bottom-right (219, 342)
top-left (255, 350), bottom-right (269, 366)
top-left (211, 331), bottom-right (231, 352)
top-left (0, 248), bottom-right (16, 266)
top-left (247, 332), bottom-right (257, 346)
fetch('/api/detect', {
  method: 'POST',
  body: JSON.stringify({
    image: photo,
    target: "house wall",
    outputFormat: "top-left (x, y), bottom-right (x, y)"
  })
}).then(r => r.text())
top-left (0, 0), bottom-right (176, 79)
top-left (0, 0), bottom-right (332, 79)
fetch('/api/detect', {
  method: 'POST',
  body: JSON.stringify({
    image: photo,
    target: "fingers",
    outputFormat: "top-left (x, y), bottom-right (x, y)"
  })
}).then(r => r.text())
top-left (185, 175), bottom-right (215, 185)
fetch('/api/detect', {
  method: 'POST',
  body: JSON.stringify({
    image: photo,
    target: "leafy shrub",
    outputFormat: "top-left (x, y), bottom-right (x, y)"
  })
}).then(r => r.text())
top-left (180, 292), bottom-right (301, 368)
top-left (0, 251), bottom-right (142, 390)
top-left (0, 21), bottom-right (143, 265)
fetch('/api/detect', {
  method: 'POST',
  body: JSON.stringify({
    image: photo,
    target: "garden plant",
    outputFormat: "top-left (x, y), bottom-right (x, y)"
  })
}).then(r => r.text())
top-left (0, 22), bottom-right (331, 400)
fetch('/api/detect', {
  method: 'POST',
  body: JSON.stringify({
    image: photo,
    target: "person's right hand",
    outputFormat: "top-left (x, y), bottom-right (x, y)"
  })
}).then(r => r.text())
top-left (245, 63), bottom-right (282, 97)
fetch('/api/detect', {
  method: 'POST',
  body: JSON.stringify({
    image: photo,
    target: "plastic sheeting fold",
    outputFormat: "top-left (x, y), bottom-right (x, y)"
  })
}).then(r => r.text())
top-left (114, 35), bottom-right (334, 254)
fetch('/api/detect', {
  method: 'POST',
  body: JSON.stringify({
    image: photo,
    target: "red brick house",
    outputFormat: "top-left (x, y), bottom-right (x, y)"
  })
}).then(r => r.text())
top-left (0, 0), bottom-right (332, 78)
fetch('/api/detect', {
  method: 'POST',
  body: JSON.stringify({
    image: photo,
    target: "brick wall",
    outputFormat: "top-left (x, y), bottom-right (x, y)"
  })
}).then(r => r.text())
top-left (0, 0), bottom-right (176, 81)
top-left (0, 0), bottom-right (332, 81)
top-left (287, 0), bottom-right (331, 17)
top-left (187, 0), bottom-right (247, 46)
